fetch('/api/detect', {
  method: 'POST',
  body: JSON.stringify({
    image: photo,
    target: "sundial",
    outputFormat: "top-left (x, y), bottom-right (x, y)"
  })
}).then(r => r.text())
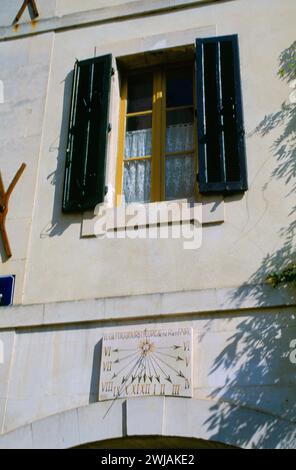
top-left (99, 327), bottom-right (193, 401)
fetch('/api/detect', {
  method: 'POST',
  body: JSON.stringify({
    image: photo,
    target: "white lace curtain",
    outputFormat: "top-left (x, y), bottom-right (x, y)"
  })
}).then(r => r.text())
top-left (125, 128), bottom-right (152, 159)
top-left (123, 123), bottom-right (194, 203)
top-left (166, 122), bottom-right (194, 153)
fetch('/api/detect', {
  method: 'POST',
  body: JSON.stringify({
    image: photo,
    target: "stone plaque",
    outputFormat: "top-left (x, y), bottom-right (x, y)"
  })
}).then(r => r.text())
top-left (99, 327), bottom-right (193, 401)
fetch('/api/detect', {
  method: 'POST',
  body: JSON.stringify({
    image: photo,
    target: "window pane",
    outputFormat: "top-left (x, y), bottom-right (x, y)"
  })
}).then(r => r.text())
top-left (125, 115), bottom-right (152, 158)
top-left (166, 109), bottom-right (194, 153)
top-left (167, 108), bottom-right (194, 126)
top-left (127, 73), bottom-right (153, 113)
top-left (126, 114), bottom-right (152, 131)
top-left (165, 154), bottom-right (195, 200)
top-left (123, 160), bottom-right (151, 203)
top-left (166, 67), bottom-right (193, 108)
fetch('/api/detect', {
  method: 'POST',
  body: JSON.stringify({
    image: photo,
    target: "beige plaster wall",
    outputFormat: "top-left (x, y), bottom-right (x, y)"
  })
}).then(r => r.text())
top-left (56, 0), bottom-right (141, 17)
top-left (0, 33), bottom-right (54, 301)
top-left (21, 0), bottom-right (296, 304)
top-left (0, 0), bottom-right (295, 306)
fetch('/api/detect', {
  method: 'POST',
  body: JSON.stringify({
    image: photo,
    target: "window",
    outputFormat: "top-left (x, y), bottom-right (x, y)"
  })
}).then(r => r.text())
top-left (62, 35), bottom-right (247, 213)
top-left (116, 64), bottom-right (197, 203)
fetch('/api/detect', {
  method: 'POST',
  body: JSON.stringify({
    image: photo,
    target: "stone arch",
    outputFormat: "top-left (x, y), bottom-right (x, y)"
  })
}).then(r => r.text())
top-left (0, 397), bottom-right (295, 449)
top-left (76, 435), bottom-right (236, 449)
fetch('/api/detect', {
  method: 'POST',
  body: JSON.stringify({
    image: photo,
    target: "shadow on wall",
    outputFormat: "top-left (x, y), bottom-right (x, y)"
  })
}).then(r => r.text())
top-left (203, 311), bottom-right (296, 448)
top-left (89, 338), bottom-right (103, 404)
top-left (204, 42), bottom-right (296, 448)
top-left (235, 40), bottom-right (296, 306)
top-left (40, 70), bottom-right (82, 238)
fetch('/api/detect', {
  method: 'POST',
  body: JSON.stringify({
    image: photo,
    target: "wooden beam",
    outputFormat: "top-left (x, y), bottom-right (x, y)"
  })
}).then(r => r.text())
top-left (13, 0), bottom-right (39, 24)
top-left (6, 163), bottom-right (26, 199)
top-left (0, 164), bottom-right (26, 259)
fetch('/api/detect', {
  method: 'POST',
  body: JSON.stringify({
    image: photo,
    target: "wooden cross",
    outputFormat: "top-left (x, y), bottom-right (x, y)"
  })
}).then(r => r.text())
top-left (0, 164), bottom-right (26, 259)
top-left (13, 0), bottom-right (39, 24)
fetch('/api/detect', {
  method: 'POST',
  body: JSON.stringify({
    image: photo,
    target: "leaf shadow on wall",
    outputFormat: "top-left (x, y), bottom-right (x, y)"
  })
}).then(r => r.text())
top-left (203, 42), bottom-right (296, 449)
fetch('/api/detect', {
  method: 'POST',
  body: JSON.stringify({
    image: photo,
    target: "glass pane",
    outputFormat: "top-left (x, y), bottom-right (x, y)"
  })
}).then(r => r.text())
top-left (125, 115), bottom-right (152, 158)
top-left (166, 67), bottom-right (193, 108)
top-left (165, 154), bottom-right (195, 200)
top-left (166, 109), bottom-right (194, 153)
top-left (123, 160), bottom-right (151, 203)
top-left (126, 114), bottom-right (152, 131)
top-left (167, 108), bottom-right (194, 126)
top-left (127, 73), bottom-right (153, 113)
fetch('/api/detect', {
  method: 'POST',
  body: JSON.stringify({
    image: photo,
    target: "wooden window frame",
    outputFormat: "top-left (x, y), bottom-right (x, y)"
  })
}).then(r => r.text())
top-left (116, 62), bottom-right (198, 206)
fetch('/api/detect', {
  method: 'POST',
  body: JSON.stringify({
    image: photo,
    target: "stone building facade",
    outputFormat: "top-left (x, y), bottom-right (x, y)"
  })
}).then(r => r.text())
top-left (0, 0), bottom-right (296, 449)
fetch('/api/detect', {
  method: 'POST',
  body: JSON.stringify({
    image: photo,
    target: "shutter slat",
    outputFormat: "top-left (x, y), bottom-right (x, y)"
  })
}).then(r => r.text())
top-left (217, 42), bottom-right (227, 184)
top-left (204, 41), bottom-right (222, 183)
top-left (220, 40), bottom-right (240, 182)
top-left (62, 54), bottom-right (112, 212)
top-left (196, 35), bottom-right (247, 194)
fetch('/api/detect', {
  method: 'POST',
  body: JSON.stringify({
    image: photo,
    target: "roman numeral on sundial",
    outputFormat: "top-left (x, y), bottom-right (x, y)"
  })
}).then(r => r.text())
top-left (172, 384), bottom-right (181, 396)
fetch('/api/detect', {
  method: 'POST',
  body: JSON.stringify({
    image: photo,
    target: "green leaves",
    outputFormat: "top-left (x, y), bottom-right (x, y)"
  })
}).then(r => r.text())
top-left (266, 263), bottom-right (296, 287)
top-left (278, 41), bottom-right (296, 82)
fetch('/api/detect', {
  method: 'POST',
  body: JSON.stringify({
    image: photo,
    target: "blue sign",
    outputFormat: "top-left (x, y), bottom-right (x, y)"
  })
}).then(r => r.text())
top-left (0, 275), bottom-right (15, 307)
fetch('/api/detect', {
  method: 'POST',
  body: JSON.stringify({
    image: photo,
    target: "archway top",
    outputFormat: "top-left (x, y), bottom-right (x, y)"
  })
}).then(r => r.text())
top-left (0, 397), bottom-right (294, 449)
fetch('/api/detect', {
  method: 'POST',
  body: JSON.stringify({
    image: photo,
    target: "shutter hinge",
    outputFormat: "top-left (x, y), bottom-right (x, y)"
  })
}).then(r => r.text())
top-left (111, 67), bottom-right (115, 76)
top-left (105, 185), bottom-right (108, 195)
top-left (108, 123), bottom-right (112, 133)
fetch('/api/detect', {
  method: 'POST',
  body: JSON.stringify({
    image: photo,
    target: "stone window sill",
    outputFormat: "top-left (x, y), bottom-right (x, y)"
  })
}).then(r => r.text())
top-left (81, 195), bottom-right (224, 238)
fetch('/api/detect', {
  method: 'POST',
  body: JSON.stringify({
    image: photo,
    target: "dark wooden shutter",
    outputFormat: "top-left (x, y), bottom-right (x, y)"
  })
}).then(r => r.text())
top-left (62, 54), bottom-right (112, 212)
top-left (196, 35), bottom-right (247, 194)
